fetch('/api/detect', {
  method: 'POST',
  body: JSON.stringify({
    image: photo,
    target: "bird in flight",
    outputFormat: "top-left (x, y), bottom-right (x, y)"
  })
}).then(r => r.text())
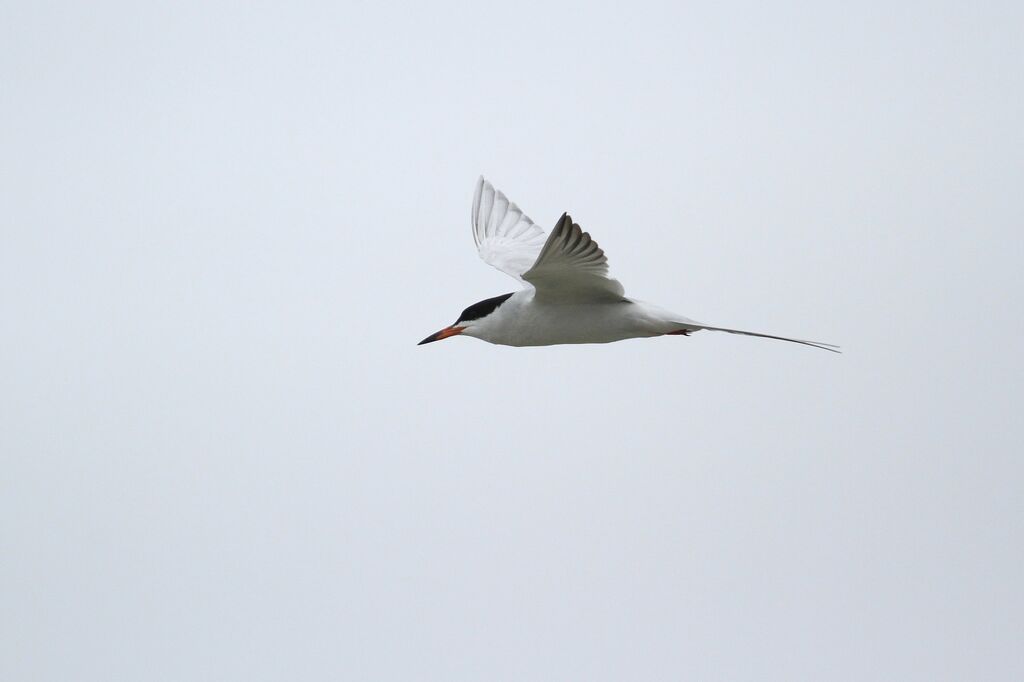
top-left (419, 177), bottom-right (839, 353)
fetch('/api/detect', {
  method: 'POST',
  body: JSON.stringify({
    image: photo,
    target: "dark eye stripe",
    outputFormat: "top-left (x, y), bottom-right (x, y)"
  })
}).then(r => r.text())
top-left (456, 292), bottom-right (514, 323)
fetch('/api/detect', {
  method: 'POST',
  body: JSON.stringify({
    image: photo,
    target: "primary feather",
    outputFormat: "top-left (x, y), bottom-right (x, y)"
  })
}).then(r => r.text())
top-left (471, 177), bottom-right (547, 282)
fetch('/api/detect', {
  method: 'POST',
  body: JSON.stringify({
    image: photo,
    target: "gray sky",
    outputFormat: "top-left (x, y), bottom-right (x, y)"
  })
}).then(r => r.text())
top-left (2, 1), bottom-right (1022, 680)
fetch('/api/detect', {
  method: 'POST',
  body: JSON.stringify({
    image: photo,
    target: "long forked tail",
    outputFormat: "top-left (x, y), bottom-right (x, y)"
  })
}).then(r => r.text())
top-left (676, 323), bottom-right (841, 353)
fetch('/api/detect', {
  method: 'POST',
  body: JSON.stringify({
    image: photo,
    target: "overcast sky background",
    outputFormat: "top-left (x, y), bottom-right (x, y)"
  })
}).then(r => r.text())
top-left (2, 2), bottom-right (1022, 680)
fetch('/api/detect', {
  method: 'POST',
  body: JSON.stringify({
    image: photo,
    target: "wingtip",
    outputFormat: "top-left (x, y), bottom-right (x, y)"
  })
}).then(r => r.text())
top-left (474, 176), bottom-right (488, 198)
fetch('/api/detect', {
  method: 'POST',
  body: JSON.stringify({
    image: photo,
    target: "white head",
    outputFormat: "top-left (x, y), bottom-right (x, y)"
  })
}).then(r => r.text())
top-left (418, 292), bottom-right (514, 345)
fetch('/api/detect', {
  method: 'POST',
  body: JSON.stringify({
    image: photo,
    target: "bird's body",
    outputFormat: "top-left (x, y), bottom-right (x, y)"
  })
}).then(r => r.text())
top-left (465, 291), bottom-right (690, 346)
top-left (419, 177), bottom-right (838, 353)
